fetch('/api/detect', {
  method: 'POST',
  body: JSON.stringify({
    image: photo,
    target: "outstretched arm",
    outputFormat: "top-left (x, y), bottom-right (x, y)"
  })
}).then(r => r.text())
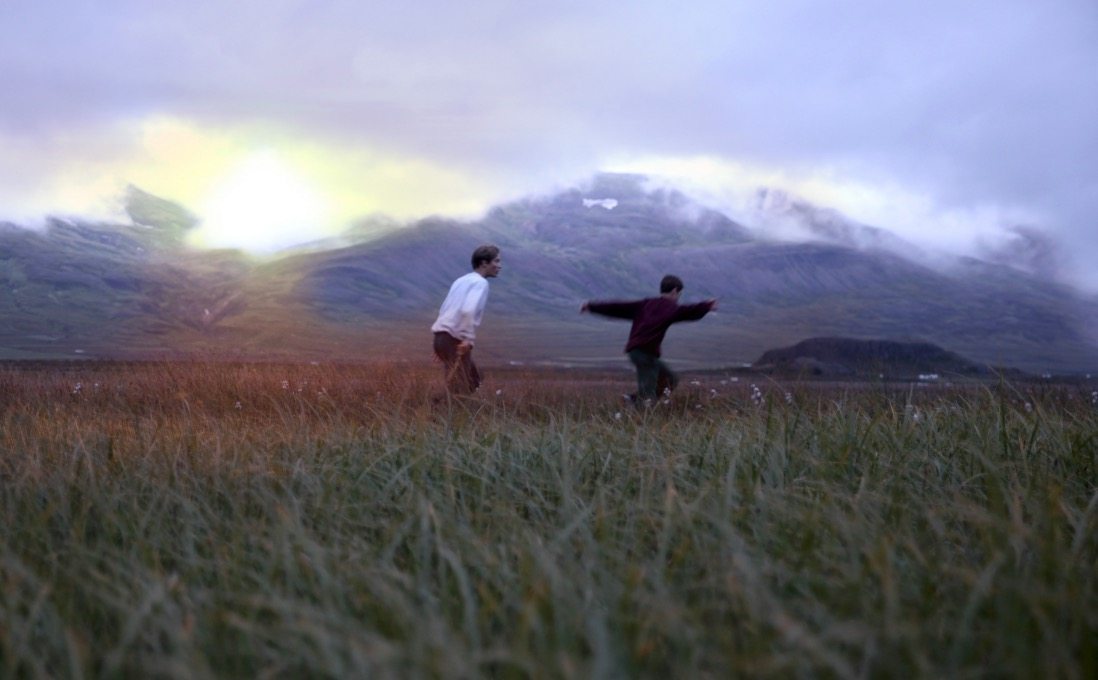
top-left (676, 299), bottom-right (718, 321)
top-left (584, 299), bottom-right (643, 319)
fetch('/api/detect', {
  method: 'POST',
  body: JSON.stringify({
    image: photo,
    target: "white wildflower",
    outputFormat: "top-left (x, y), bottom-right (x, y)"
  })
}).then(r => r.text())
top-left (281, 380), bottom-right (289, 390)
top-left (614, 412), bottom-right (622, 420)
top-left (689, 380), bottom-right (701, 386)
top-left (72, 382), bottom-right (83, 395)
top-left (784, 391), bottom-right (793, 405)
top-left (1024, 402), bottom-right (1033, 413)
top-left (495, 389), bottom-right (502, 395)
top-left (750, 384), bottom-right (764, 407)
top-left (234, 401), bottom-right (242, 410)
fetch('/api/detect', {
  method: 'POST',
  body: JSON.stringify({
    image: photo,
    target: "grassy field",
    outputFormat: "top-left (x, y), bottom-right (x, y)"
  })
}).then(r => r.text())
top-left (1, 361), bottom-right (1095, 678)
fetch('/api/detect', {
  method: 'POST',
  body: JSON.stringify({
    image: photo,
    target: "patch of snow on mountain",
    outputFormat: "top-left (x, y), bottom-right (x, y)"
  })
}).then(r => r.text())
top-left (583, 198), bottom-right (618, 210)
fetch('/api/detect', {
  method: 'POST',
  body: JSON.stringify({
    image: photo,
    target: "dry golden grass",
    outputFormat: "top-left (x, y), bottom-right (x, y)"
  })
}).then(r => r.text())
top-left (1, 361), bottom-right (1096, 678)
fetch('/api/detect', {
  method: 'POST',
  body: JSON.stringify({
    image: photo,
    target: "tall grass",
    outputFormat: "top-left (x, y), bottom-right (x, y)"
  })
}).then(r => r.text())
top-left (1, 362), bottom-right (1095, 678)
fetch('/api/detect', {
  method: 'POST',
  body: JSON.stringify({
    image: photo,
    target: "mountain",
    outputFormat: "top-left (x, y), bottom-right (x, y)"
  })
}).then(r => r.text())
top-left (2, 173), bottom-right (1097, 373)
top-left (0, 188), bottom-right (252, 358)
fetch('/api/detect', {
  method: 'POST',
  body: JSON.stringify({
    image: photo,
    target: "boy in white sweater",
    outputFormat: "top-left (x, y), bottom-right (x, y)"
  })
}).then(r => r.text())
top-left (431, 244), bottom-right (502, 394)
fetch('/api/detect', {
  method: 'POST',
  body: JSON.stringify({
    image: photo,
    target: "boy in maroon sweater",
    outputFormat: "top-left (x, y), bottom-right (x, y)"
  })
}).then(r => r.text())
top-left (582, 275), bottom-right (717, 402)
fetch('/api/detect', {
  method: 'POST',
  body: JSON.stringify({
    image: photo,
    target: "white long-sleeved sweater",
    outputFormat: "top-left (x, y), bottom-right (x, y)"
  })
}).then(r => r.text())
top-left (430, 271), bottom-right (489, 343)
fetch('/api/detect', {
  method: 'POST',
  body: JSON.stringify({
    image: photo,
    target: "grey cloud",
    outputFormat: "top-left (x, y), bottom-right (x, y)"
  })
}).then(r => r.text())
top-left (1, 0), bottom-right (1096, 285)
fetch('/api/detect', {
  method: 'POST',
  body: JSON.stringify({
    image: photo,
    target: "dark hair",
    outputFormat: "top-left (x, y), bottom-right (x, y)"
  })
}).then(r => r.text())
top-left (660, 274), bottom-right (683, 294)
top-left (471, 244), bottom-right (500, 269)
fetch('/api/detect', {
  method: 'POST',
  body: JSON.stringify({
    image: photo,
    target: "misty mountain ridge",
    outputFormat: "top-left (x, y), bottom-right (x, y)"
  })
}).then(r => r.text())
top-left (739, 187), bottom-right (1071, 286)
top-left (749, 187), bottom-right (923, 256)
top-left (1, 173), bottom-right (1096, 374)
top-left (975, 225), bottom-right (1064, 280)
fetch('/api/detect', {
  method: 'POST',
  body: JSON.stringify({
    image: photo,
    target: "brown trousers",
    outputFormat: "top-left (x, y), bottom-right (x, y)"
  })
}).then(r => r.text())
top-left (433, 332), bottom-right (481, 394)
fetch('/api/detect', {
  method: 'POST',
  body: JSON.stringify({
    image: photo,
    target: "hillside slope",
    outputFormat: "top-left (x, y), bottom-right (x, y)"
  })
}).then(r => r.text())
top-left (1, 174), bottom-right (1096, 373)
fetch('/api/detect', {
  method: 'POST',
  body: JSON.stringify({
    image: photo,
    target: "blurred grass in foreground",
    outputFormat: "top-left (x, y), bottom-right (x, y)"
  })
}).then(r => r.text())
top-left (0, 362), bottom-right (1095, 678)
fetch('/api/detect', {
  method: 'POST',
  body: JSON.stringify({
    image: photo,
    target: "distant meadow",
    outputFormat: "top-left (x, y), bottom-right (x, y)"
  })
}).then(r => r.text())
top-left (1, 361), bottom-right (1095, 678)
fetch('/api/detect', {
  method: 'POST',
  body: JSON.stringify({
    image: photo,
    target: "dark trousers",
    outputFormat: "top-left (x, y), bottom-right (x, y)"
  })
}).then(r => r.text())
top-left (433, 332), bottom-right (481, 394)
top-left (627, 349), bottom-right (678, 400)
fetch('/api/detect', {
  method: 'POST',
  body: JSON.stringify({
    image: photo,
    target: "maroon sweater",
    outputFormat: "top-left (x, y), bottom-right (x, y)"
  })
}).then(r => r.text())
top-left (586, 296), bottom-right (713, 357)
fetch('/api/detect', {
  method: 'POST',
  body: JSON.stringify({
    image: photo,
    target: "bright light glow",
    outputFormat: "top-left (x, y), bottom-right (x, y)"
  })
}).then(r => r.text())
top-left (193, 151), bottom-right (333, 251)
top-left (0, 115), bottom-right (582, 250)
top-left (138, 117), bottom-right (532, 247)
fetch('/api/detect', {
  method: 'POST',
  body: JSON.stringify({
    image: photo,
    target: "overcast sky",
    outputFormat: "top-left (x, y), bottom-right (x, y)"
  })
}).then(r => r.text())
top-left (2, 1), bottom-right (1096, 286)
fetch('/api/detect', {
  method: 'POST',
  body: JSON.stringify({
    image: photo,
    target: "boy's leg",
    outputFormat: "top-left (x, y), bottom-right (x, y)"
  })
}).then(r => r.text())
top-left (460, 352), bottom-right (482, 393)
top-left (655, 359), bottom-right (678, 396)
top-left (627, 349), bottom-right (660, 400)
top-left (434, 332), bottom-right (478, 394)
